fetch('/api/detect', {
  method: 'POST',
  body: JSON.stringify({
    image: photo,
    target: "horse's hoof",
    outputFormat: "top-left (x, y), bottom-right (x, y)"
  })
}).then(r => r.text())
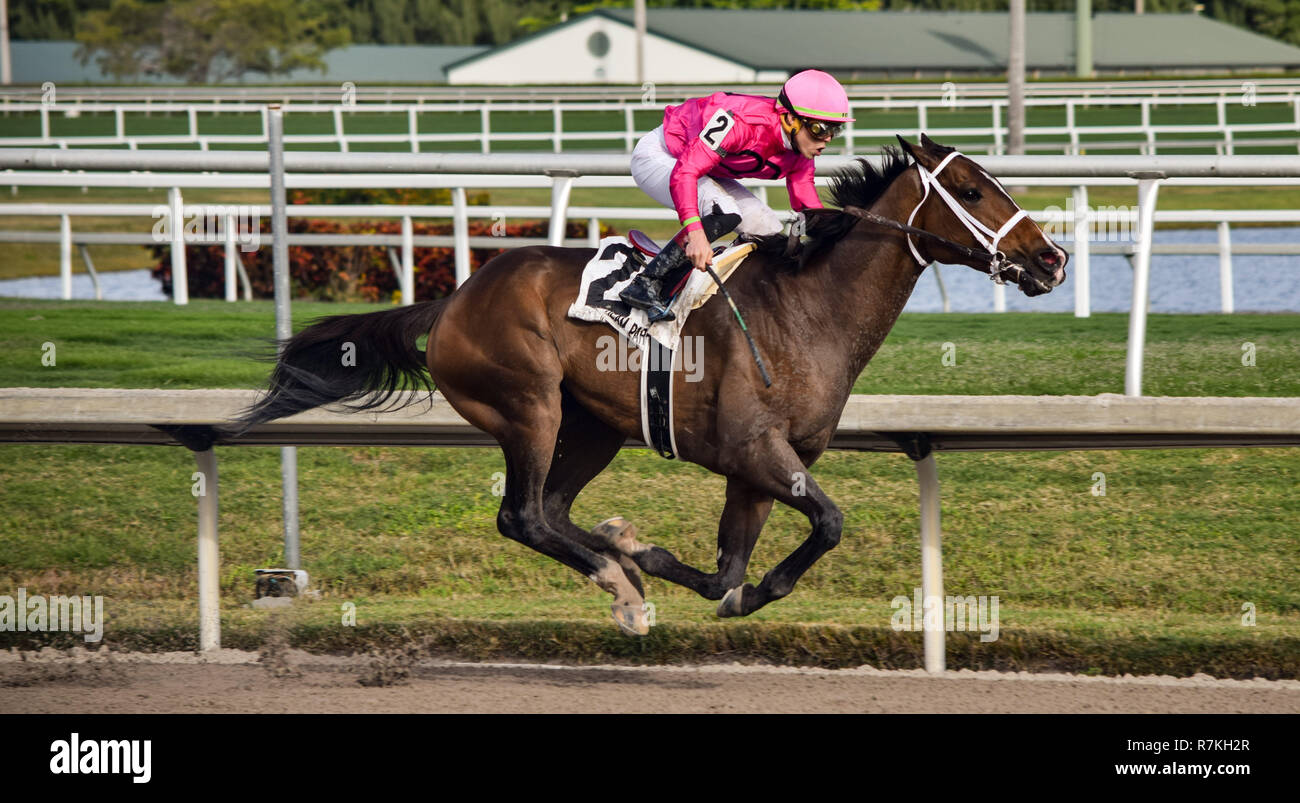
top-left (716, 584), bottom-right (750, 618)
top-left (611, 603), bottom-right (651, 636)
top-left (592, 516), bottom-right (646, 556)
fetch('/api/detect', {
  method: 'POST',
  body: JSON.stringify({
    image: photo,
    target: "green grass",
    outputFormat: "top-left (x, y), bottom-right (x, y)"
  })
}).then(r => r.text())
top-left (1, 441), bottom-right (1296, 673)
top-left (0, 300), bottom-right (1296, 672)
top-left (3, 300), bottom-right (1298, 396)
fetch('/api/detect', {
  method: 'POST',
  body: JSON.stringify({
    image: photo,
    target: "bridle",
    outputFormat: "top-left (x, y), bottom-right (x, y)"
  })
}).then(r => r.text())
top-left (840, 150), bottom-right (1049, 292)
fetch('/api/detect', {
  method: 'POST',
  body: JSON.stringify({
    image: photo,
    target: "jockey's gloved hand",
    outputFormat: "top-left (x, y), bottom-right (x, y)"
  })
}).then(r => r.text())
top-left (785, 210), bottom-right (808, 258)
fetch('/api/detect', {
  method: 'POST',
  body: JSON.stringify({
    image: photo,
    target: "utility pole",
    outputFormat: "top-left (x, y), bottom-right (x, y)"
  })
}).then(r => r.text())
top-left (1077, 0), bottom-right (1094, 78)
top-left (1, 0), bottom-right (11, 85)
top-left (635, 0), bottom-right (646, 85)
top-left (1008, 0), bottom-right (1026, 155)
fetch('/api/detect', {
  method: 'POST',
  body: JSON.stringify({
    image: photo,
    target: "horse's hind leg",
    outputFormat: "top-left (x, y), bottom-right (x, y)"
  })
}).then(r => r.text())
top-left (541, 391), bottom-right (644, 598)
top-left (429, 295), bottom-right (647, 634)
top-left (493, 415), bottom-right (650, 635)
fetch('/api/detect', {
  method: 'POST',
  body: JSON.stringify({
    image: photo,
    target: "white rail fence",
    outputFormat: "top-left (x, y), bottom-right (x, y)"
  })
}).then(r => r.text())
top-left (4, 189), bottom-right (1298, 317)
top-left (4, 388), bottom-right (1296, 667)
top-left (4, 164), bottom-right (1300, 319)
top-left (4, 148), bottom-right (1300, 396)
top-left (6, 76), bottom-right (1300, 104)
top-left (4, 93), bottom-right (1300, 156)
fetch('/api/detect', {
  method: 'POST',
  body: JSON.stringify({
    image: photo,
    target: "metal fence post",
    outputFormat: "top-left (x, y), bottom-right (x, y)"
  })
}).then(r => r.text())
top-left (168, 186), bottom-right (188, 305)
top-left (933, 265), bottom-right (950, 313)
top-left (59, 213), bottom-right (72, 300)
top-left (333, 105), bottom-right (348, 152)
top-left (195, 448), bottom-right (221, 651)
top-left (916, 452), bottom-right (945, 674)
top-left (401, 214), bottom-right (414, 305)
top-left (1126, 173), bottom-right (1163, 397)
top-left (992, 103), bottom-right (1004, 154)
top-left (1066, 101), bottom-right (1079, 154)
top-left (268, 104), bottom-right (301, 570)
top-left (1218, 220), bottom-right (1234, 314)
top-left (546, 170), bottom-right (577, 246)
top-left (78, 245), bottom-right (102, 301)
top-left (1073, 184), bottom-right (1091, 318)
top-left (451, 187), bottom-right (470, 286)
top-left (224, 211), bottom-right (237, 302)
top-left (552, 101), bottom-right (562, 153)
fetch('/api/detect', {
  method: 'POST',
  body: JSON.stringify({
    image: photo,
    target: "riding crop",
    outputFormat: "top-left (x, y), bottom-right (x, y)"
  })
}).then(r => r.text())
top-left (703, 262), bottom-right (773, 388)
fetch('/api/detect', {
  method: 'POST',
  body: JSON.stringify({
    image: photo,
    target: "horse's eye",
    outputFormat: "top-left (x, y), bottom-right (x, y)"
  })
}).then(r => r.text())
top-left (961, 188), bottom-right (982, 203)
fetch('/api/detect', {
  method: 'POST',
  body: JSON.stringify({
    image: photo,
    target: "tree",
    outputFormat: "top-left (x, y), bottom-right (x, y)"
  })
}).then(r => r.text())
top-left (75, 0), bottom-right (351, 83)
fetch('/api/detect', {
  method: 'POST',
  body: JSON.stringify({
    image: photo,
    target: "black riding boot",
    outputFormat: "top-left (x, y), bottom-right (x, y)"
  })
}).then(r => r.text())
top-left (620, 211), bottom-right (741, 323)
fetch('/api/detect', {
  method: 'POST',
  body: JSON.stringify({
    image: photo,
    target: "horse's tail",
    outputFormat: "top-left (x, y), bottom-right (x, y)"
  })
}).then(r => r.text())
top-left (225, 299), bottom-right (448, 434)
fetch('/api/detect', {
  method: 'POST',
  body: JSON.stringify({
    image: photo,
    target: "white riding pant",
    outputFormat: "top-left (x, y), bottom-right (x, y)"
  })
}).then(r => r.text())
top-left (629, 126), bottom-right (786, 238)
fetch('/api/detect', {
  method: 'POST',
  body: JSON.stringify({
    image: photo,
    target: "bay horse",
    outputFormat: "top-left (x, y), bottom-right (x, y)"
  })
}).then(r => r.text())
top-left (230, 135), bottom-right (1067, 635)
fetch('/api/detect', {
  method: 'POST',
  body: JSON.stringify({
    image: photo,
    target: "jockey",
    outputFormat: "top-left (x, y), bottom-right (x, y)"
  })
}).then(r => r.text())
top-left (621, 69), bottom-right (854, 322)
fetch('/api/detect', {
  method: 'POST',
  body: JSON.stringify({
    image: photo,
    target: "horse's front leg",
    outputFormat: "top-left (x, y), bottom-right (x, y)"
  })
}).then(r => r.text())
top-left (714, 438), bottom-right (843, 618)
top-left (595, 477), bottom-right (773, 601)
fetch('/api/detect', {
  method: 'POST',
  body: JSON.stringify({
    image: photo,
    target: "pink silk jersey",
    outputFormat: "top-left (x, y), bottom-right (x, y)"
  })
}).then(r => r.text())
top-left (660, 91), bottom-right (823, 233)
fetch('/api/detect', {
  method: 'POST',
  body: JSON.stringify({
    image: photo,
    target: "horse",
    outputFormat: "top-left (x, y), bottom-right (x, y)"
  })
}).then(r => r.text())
top-left (228, 134), bottom-right (1067, 635)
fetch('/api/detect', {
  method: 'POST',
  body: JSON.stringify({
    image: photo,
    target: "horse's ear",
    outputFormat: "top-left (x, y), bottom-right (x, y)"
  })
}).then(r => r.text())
top-left (897, 134), bottom-right (943, 170)
top-left (919, 133), bottom-right (956, 157)
top-left (895, 135), bottom-right (920, 163)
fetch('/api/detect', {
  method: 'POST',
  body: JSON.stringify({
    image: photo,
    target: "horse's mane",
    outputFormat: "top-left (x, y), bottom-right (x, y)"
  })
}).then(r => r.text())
top-left (751, 146), bottom-right (913, 270)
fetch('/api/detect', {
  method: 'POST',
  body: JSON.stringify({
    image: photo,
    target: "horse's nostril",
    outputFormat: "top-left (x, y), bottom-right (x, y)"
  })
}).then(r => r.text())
top-left (1038, 249), bottom-right (1061, 268)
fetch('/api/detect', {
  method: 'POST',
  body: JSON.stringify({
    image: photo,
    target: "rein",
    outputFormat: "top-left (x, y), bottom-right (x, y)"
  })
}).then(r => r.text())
top-left (839, 204), bottom-right (1000, 270)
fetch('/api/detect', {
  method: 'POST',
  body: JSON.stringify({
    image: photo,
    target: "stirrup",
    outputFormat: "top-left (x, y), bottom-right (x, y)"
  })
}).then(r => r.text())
top-left (646, 305), bottom-right (675, 323)
top-left (620, 277), bottom-right (676, 322)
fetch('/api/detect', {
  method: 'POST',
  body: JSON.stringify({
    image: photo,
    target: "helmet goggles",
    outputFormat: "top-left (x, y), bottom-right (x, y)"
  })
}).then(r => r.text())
top-left (800, 118), bottom-right (843, 141)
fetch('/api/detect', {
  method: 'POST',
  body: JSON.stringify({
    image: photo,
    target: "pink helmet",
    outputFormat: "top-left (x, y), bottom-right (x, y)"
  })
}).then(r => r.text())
top-left (778, 69), bottom-right (855, 123)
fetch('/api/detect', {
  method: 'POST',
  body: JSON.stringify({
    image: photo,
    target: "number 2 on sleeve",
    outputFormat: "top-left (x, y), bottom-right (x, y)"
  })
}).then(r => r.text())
top-left (698, 108), bottom-right (735, 152)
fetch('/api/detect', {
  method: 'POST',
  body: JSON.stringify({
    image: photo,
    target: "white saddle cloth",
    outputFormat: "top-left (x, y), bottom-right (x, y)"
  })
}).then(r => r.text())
top-left (566, 236), bottom-right (754, 352)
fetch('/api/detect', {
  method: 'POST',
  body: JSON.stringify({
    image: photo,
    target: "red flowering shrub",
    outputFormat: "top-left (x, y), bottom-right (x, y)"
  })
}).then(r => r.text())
top-left (149, 188), bottom-right (611, 303)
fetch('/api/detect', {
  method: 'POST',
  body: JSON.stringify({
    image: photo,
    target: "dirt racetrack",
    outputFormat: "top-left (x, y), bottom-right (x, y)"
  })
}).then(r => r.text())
top-left (2, 648), bottom-right (1298, 713)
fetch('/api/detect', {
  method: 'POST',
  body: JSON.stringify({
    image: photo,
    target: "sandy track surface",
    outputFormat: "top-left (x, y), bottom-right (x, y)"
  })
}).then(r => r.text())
top-left (2, 648), bottom-right (1298, 713)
